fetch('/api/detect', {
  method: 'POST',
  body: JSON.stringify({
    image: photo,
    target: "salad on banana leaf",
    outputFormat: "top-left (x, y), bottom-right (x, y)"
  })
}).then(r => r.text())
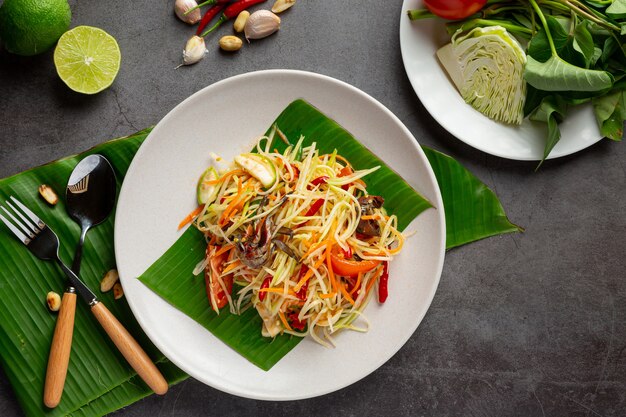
top-left (186, 127), bottom-right (405, 346)
top-left (409, 0), bottom-right (626, 165)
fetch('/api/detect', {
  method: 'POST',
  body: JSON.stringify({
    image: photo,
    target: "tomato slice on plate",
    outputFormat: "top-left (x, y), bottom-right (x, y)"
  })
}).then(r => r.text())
top-left (205, 245), bottom-right (234, 310)
top-left (423, 0), bottom-right (487, 20)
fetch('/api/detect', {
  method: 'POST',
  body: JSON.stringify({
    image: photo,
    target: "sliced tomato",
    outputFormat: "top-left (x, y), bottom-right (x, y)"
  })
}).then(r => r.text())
top-left (204, 244), bottom-right (233, 311)
top-left (423, 0), bottom-right (486, 20)
top-left (329, 245), bottom-right (380, 278)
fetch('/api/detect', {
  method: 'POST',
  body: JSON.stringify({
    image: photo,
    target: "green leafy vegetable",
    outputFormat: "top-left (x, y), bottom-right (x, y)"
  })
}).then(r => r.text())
top-left (524, 55), bottom-right (614, 91)
top-left (408, 0), bottom-right (626, 161)
top-left (593, 89), bottom-right (626, 139)
top-left (529, 95), bottom-right (568, 166)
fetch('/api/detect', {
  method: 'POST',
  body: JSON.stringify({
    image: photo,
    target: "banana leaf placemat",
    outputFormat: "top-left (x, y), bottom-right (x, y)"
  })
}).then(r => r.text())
top-left (0, 114), bottom-right (520, 417)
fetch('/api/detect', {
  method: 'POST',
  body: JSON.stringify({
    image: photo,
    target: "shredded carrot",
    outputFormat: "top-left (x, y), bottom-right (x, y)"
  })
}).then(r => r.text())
top-left (214, 244), bottom-right (234, 258)
top-left (219, 182), bottom-right (250, 226)
top-left (300, 239), bottom-right (329, 260)
top-left (350, 272), bottom-right (363, 296)
top-left (259, 287), bottom-right (297, 297)
top-left (221, 260), bottom-right (242, 275)
top-left (178, 205), bottom-right (203, 230)
top-left (388, 237), bottom-right (405, 255)
top-left (278, 311), bottom-right (293, 331)
top-left (293, 256), bottom-right (325, 292)
top-left (325, 243), bottom-right (337, 292)
top-left (338, 280), bottom-right (355, 306)
top-left (360, 215), bottom-right (380, 220)
top-left (204, 169), bottom-right (247, 185)
top-left (364, 265), bottom-right (384, 298)
top-left (319, 292), bottom-right (337, 299)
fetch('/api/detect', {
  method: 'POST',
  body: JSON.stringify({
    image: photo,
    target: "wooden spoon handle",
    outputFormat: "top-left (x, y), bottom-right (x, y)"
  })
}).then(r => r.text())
top-left (43, 291), bottom-right (76, 408)
top-left (90, 302), bottom-right (168, 395)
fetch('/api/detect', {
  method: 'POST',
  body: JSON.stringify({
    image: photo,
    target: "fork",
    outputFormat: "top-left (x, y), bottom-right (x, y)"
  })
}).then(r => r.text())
top-left (0, 196), bottom-right (168, 406)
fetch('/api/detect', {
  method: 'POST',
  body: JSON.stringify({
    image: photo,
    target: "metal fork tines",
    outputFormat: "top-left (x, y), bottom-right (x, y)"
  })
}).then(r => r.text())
top-left (0, 196), bottom-right (47, 245)
top-left (0, 196), bottom-right (97, 304)
top-left (0, 196), bottom-right (60, 260)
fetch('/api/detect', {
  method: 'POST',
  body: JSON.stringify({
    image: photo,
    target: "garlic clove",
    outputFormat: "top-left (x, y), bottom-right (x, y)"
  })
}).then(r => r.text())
top-left (182, 35), bottom-right (207, 66)
top-left (175, 0), bottom-right (202, 25)
top-left (271, 0), bottom-right (296, 14)
top-left (233, 10), bottom-right (250, 33)
top-left (244, 10), bottom-right (281, 41)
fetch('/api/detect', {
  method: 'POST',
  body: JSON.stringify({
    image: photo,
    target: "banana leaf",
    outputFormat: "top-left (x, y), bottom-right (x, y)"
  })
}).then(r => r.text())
top-left (137, 99), bottom-right (522, 370)
top-left (422, 148), bottom-right (523, 249)
top-left (0, 129), bottom-right (187, 417)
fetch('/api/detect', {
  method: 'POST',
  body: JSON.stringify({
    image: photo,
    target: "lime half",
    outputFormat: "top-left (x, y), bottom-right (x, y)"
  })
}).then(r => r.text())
top-left (54, 26), bottom-right (121, 94)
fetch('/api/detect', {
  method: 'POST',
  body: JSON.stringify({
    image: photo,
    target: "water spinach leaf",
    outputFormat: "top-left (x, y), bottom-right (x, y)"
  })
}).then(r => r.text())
top-left (607, 0), bottom-right (626, 19)
top-left (529, 95), bottom-right (568, 167)
top-left (593, 89), bottom-right (626, 140)
top-left (524, 55), bottom-right (614, 91)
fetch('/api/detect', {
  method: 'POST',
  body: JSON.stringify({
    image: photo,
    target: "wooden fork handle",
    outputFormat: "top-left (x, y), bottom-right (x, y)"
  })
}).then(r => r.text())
top-left (90, 302), bottom-right (168, 395)
top-left (44, 291), bottom-right (76, 408)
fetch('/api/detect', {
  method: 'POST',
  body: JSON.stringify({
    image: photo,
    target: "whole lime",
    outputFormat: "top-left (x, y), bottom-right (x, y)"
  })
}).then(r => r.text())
top-left (0, 0), bottom-right (71, 56)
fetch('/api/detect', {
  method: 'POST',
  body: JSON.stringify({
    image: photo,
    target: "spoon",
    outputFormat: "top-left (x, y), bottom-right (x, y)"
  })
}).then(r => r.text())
top-left (66, 154), bottom-right (117, 275)
top-left (43, 154), bottom-right (116, 408)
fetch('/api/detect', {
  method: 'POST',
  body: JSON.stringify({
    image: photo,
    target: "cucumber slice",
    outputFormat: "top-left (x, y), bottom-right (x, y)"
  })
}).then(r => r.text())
top-left (234, 154), bottom-right (277, 188)
top-left (197, 166), bottom-right (219, 205)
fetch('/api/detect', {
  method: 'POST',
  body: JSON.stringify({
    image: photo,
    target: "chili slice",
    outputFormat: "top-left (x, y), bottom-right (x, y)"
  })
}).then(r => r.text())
top-left (287, 310), bottom-right (306, 331)
top-left (309, 176), bottom-right (328, 187)
top-left (378, 261), bottom-right (389, 303)
top-left (259, 276), bottom-right (271, 301)
top-left (304, 198), bottom-right (325, 217)
top-left (295, 265), bottom-right (309, 300)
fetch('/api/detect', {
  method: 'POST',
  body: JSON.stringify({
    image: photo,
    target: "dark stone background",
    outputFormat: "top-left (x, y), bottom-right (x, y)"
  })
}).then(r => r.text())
top-left (1, 0), bottom-right (625, 415)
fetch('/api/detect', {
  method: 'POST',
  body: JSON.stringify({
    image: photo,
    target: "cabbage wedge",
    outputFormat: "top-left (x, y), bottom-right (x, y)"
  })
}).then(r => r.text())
top-left (437, 26), bottom-right (527, 125)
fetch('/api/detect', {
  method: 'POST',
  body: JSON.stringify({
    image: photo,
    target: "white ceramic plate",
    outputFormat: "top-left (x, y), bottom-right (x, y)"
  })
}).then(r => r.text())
top-left (115, 70), bottom-right (446, 400)
top-left (399, 0), bottom-right (603, 160)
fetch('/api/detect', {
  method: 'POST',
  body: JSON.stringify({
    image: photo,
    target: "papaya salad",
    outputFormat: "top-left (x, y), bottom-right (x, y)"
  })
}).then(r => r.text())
top-left (186, 127), bottom-right (405, 346)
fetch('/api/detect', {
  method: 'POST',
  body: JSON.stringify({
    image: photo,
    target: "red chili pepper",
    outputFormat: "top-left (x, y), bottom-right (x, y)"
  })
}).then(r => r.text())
top-left (343, 246), bottom-right (352, 259)
top-left (259, 275), bottom-right (271, 301)
top-left (295, 265), bottom-right (309, 300)
top-left (339, 166), bottom-right (353, 191)
top-left (201, 0), bottom-right (267, 36)
top-left (196, 3), bottom-right (228, 35)
top-left (287, 311), bottom-right (306, 331)
top-left (310, 176), bottom-right (329, 187)
top-left (304, 198), bottom-right (325, 217)
top-left (378, 261), bottom-right (389, 303)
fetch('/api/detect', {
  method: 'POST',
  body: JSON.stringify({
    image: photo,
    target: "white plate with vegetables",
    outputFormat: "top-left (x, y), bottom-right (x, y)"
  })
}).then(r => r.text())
top-left (115, 70), bottom-right (446, 400)
top-left (399, 0), bottom-right (605, 161)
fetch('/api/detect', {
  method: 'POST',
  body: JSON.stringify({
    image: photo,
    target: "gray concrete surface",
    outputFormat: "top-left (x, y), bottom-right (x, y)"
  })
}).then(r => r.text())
top-left (1, 0), bottom-right (625, 416)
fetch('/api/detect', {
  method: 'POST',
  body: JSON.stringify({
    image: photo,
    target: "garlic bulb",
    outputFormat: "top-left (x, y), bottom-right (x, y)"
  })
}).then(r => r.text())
top-left (244, 10), bottom-right (281, 41)
top-left (175, 0), bottom-right (201, 25)
top-left (182, 35), bottom-right (207, 66)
